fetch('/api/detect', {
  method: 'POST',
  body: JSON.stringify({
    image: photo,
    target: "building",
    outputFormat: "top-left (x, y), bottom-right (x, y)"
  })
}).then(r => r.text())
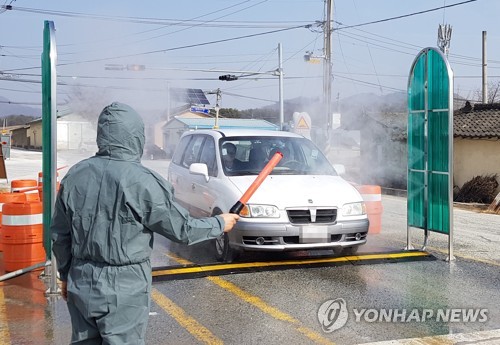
top-left (357, 102), bottom-right (500, 195)
top-left (453, 102), bottom-right (500, 191)
top-left (162, 117), bottom-right (279, 157)
top-left (9, 110), bottom-right (97, 151)
top-left (147, 106), bottom-right (209, 153)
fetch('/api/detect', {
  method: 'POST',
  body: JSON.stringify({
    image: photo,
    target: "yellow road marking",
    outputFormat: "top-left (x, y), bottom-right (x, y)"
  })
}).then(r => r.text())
top-left (207, 276), bottom-right (334, 345)
top-left (165, 252), bottom-right (336, 345)
top-left (151, 288), bottom-right (223, 345)
top-left (153, 251), bottom-right (429, 277)
top-left (0, 288), bottom-right (11, 345)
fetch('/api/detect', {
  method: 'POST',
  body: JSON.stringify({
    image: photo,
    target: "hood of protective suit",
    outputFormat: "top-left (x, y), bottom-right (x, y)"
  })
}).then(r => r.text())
top-left (96, 102), bottom-right (145, 161)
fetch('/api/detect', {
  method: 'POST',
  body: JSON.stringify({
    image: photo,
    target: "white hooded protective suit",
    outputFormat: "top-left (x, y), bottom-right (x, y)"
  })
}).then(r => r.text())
top-left (51, 102), bottom-right (225, 344)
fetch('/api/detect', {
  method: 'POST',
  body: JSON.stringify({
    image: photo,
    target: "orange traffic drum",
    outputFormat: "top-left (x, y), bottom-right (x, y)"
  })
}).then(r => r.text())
top-left (356, 185), bottom-right (383, 235)
top-left (1, 201), bottom-right (45, 272)
top-left (11, 179), bottom-right (40, 202)
top-left (0, 192), bottom-right (27, 252)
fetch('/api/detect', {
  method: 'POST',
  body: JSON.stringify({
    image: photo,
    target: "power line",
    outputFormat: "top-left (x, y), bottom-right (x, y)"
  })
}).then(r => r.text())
top-left (1, 5), bottom-right (313, 28)
top-left (334, 0), bottom-right (477, 31)
top-left (223, 91), bottom-right (275, 103)
top-left (1, 24), bottom-right (311, 73)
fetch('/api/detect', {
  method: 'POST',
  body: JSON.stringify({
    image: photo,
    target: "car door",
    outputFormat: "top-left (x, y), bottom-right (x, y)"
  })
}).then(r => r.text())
top-left (168, 134), bottom-right (205, 210)
top-left (189, 135), bottom-right (218, 217)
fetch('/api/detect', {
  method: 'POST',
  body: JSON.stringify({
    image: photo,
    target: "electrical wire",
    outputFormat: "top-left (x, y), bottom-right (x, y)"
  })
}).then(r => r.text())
top-left (1, 24), bottom-right (311, 73)
top-left (1, 5), bottom-right (314, 28)
top-left (334, 0), bottom-right (477, 31)
top-left (0, 0), bottom-right (488, 105)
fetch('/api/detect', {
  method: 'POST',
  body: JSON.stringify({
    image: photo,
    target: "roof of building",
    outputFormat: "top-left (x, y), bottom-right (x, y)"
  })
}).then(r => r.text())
top-left (168, 117), bottom-right (279, 130)
top-left (356, 102), bottom-right (500, 141)
top-left (181, 128), bottom-right (300, 138)
top-left (454, 102), bottom-right (500, 139)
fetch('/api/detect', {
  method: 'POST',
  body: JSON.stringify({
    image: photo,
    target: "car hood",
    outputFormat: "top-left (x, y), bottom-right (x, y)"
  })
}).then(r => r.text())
top-left (226, 175), bottom-right (362, 208)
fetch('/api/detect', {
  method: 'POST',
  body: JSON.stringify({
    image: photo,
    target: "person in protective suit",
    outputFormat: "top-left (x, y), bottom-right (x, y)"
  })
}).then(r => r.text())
top-left (51, 102), bottom-right (239, 344)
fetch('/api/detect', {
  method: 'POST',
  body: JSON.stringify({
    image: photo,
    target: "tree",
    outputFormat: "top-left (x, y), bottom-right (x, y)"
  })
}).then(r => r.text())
top-left (217, 108), bottom-right (241, 118)
top-left (474, 81), bottom-right (500, 103)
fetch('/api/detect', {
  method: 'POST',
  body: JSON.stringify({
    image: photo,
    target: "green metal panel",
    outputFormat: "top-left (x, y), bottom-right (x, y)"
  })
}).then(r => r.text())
top-left (42, 21), bottom-right (56, 257)
top-left (428, 173), bottom-right (450, 232)
top-left (428, 111), bottom-right (449, 172)
top-left (407, 171), bottom-right (425, 228)
top-left (407, 53), bottom-right (426, 230)
top-left (408, 112), bottom-right (425, 171)
top-left (407, 48), bottom-right (452, 235)
top-left (408, 56), bottom-right (426, 112)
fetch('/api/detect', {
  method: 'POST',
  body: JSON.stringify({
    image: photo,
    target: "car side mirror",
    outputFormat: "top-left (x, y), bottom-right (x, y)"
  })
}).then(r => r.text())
top-left (333, 164), bottom-right (346, 176)
top-left (189, 163), bottom-right (210, 182)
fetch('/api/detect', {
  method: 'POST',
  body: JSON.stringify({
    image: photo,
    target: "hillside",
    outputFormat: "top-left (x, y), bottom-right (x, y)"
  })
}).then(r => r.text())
top-left (0, 96), bottom-right (41, 117)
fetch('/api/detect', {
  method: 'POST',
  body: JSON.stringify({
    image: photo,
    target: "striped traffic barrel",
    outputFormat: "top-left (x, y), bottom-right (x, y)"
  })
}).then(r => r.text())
top-left (1, 201), bottom-right (46, 272)
top-left (356, 185), bottom-right (383, 234)
top-left (0, 192), bottom-right (27, 252)
top-left (11, 179), bottom-right (40, 202)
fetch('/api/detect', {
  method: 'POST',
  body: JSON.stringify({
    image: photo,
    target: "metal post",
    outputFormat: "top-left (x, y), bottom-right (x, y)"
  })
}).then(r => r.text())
top-left (447, 55), bottom-right (455, 262)
top-left (482, 31), bottom-right (487, 104)
top-left (324, 0), bottom-right (333, 131)
top-left (278, 43), bottom-right (284, 130)
top-left (214, 88), bottom-right (221, 129)
top-left (167, 82), bottom-right (171, 121)
top-left (42, 20), bottom-right (59, 295)
top-left (422, 49), bottom-right (429, 251)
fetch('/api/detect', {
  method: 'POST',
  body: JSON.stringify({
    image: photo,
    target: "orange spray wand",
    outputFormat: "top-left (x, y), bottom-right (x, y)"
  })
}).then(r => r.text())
top-left (229, 152), bottom-right (283, 214)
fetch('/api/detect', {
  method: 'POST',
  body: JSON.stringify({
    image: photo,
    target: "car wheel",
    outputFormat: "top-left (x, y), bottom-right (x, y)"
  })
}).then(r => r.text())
top-left (212, 209), bottom-right (236, 262)
top-left (214, 233), bottom-right (236, 262)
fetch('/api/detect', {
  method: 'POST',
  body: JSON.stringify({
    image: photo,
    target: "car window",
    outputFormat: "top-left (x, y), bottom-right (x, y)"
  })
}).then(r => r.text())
top-left (219, 136), bottom-right (336, 176)
top-left (181, 135), bottom-right (205, 169)
top-left (199, 136), bottom-right (217, 176)
top-left (172, 136), bottom-right (191, 166)
top-left (220, 139), bottom-right (252, 174)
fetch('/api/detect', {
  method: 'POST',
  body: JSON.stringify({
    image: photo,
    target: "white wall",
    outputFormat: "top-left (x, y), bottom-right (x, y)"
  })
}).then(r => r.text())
top-left (454, 138), bottom-right (500, 192)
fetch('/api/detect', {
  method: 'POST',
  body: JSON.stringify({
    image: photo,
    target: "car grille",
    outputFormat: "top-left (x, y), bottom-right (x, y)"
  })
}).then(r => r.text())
top-left (286, 208), bottom-right (337, 224)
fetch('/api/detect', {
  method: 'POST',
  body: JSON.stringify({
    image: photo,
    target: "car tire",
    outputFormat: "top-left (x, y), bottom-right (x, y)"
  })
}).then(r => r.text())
top-left (212, 209), bottom-right (237, 262)
top-left (214, 233), bottom-right (233, 262)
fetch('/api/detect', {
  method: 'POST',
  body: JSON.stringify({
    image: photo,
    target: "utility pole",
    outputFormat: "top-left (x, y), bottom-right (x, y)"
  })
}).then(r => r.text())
top-left (166, 82), bottom-right (171, 121)
top-left (278, 43), bottom-right (284, 130)
top-left (324, 0), bottom-right (333, 131)
top-left (217, 43), bottom-right (284, 129)
top-left (482, 31), bottom-right (487, 104)
top-left (206, 88), bottom-right (222, 129)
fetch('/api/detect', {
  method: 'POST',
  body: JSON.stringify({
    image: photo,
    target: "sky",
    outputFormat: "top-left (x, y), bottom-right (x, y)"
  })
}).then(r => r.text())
top-left (0, 0), bottom-right (498, 119)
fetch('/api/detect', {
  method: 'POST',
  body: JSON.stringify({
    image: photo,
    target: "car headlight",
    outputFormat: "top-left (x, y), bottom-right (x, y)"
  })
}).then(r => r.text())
top-left (342, 202), bottom-right (366, 216)
top-left (240, 204), bottom-right (279, 218)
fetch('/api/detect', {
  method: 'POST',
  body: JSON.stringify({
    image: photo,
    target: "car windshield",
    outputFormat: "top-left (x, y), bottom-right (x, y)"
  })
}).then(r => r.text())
top-left (219, 136), bottom-right (336, 176)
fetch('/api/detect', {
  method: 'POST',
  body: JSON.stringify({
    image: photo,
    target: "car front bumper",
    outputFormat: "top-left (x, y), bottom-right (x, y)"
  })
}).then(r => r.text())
top-left (230, 218), bottom-right (369, 251)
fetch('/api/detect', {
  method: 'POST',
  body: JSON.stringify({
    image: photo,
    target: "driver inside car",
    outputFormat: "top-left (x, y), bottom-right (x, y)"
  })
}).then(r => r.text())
top-left (222, 143), bottom-right (245, 171)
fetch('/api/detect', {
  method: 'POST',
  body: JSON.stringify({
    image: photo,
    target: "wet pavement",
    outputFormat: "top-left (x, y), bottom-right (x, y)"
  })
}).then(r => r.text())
top-left (2, 237), bottom-right (499, 345)
top-left (1, 149), bottom-right (499, 344)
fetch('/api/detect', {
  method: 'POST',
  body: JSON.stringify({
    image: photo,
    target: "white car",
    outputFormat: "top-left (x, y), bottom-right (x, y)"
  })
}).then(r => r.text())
top-left (168, 129), bottom-right (369, 261)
